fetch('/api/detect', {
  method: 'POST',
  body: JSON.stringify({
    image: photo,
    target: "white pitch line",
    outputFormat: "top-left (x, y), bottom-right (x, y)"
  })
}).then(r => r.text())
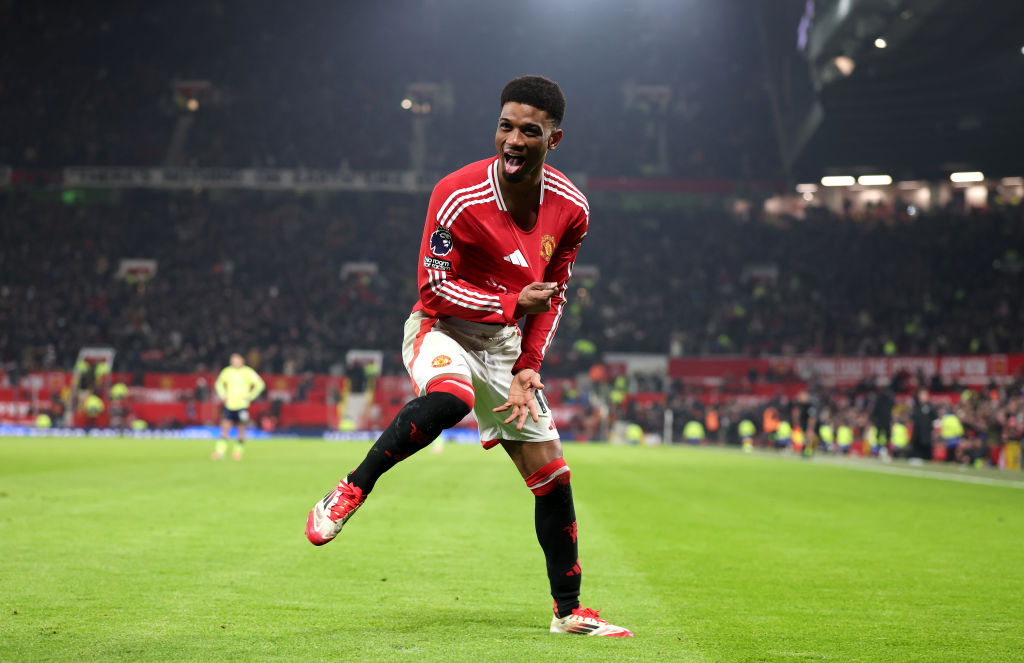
top-left (804, 457), bottom-right (1024, 490)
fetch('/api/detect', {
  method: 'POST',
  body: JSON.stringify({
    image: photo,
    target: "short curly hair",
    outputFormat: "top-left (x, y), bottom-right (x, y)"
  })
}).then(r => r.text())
top-left (500, 75), bottom-right (566, 127)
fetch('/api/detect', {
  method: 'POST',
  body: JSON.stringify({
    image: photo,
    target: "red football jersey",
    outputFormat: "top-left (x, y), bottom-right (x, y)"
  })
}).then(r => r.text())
top-left (414, 156), bottom-right (589, 373)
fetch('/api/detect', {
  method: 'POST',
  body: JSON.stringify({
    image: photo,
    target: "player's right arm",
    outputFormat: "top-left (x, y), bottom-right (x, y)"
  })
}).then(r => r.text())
top-left (417, 183), bottom-right (519, 324)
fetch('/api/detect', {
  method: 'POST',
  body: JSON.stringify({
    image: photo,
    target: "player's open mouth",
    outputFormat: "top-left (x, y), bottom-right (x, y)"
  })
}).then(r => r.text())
top-left (504, 153), bottom-right (525, 175)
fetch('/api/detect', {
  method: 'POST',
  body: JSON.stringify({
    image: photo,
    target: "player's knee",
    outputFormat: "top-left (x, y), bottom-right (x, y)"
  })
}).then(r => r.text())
top-left (401, 382), bottom-right (472, 431)
top-left (425, 376), bottom-right (475, 412)
top-left (524, 458), bottom-right (571, 496)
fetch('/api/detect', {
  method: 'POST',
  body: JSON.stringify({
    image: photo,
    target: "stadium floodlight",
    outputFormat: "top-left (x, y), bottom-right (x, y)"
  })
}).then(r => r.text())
top-left (857, 175), bottom-right (892, 186)
top-left (400, 98), bottom-right (413, 110)
top-left (821, 175), bottom-right (855, 187)
top-left (874, 37), bottom-right (887, 49)
top-left (833, 56), bottom-right (856, 76)
top-left (950, 171), bottom-right (984, 183)
top-left (795, 183), bottom-right (818, 193)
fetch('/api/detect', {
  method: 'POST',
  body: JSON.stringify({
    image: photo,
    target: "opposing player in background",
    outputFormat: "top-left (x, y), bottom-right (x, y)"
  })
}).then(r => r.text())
top-left (305, 76), bottom-right (632, 637)
top-left (212, 353), bottom-right (265, 460)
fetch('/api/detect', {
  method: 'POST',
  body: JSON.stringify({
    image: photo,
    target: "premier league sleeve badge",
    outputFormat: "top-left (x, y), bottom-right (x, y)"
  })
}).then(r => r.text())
top-left (429, 227), bottom-right (454, 256)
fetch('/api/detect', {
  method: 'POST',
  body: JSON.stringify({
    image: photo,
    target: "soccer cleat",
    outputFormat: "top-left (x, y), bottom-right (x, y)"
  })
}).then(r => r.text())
top-left (550, 607), bottom-right (634, 637)
top-left (210, 451), bottom-right (225, 460)
top-left (305, 477), bottom-right (365, 546)
top-left (232, 450), bottom-right (243, 460)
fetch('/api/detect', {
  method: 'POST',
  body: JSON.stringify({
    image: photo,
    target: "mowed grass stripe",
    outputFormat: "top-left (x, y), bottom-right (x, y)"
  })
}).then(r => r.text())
top-left (0, 440), bottom-right (650, 662)
top-left (1, 439), bottom-right (1023, 662)
top-left (803, 454), bottom-right (1024, 489)
top-left (566, 445), bottom-right (1024, 662)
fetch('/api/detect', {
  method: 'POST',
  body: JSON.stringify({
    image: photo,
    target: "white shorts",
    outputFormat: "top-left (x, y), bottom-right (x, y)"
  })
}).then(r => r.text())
top-left (401, 311), bottom-right (559, 447)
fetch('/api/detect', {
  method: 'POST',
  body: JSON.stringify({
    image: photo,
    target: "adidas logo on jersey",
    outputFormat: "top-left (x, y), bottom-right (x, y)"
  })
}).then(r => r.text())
top-left (503, 249), bottom-right (529, 267)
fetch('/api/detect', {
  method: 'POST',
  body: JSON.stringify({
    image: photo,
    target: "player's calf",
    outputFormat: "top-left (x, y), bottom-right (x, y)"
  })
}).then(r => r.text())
top-left (526, 458), bottom-right (582, 619)
top-left (347, 380), bottom-right (473, 493)
top-left (307, 378), bottom-right (474, 546)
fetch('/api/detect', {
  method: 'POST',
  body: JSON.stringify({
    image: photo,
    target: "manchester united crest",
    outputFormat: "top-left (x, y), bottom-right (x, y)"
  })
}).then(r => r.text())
top-left (431, 355), bottom-right (452, 368)
top-left (540, 234), bottom-right (556, 262)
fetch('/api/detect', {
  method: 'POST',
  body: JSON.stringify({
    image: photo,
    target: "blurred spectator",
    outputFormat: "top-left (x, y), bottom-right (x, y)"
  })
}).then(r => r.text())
top-left (910, 389), bottom-right (938, 461)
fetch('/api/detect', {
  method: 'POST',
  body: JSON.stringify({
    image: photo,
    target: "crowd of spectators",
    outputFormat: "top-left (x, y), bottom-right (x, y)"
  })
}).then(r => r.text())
top-left (608, 372), bottom-right (1024, 469)
top-left (578, 199), bottom-right (1024, 358)
top-left (5, 2), bottom-right (1022, 456)
top-left (2, 189), bottom-right (1022, 379)
top-left (0, 190), bottom-right (419, 377)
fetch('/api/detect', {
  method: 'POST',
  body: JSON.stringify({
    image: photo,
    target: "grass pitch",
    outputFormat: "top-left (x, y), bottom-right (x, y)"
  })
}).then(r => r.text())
top-left (1, 437), bottom-right (1022, 662)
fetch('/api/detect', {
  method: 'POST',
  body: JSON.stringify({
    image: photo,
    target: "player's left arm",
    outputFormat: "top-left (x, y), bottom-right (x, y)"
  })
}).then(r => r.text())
top-left (512, 211), bottom-right (588, 374)
top-left (495, 212), bottom-right (588, 430)
top-left (249, 369), bottom-right (266, 401)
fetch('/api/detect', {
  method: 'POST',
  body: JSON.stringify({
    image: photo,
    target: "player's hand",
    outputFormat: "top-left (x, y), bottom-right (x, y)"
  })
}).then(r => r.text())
top-left (515, 282), bottom-right (558, 316)
top-left (493, 369), bottom-right (545, 430)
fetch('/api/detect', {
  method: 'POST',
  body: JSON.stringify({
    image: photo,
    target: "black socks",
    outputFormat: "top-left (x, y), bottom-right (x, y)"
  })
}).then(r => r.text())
top-left (347, 391), bottom-right (470, 494)
top-left (346, 389), bottom-right (580, 617)
top-left (536, 482), bottom-right (581, 617)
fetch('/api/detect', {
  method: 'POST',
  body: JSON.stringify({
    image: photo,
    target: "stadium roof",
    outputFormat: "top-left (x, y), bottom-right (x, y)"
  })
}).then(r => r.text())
top-left (792, 0), bottom-right (1024, 181)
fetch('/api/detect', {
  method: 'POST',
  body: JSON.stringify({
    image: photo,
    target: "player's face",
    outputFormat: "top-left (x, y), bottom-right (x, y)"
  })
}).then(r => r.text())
top-left (495, 102), bottom-right (562, 185)
top-left (230, 354), bottom-right (244, 368)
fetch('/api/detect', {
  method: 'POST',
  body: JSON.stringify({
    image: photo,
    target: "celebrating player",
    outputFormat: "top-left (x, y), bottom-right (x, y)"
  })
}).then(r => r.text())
top-left (305, 76), bottom-right (632, 637)
top-left (212, 353), bottom-right (265, 460)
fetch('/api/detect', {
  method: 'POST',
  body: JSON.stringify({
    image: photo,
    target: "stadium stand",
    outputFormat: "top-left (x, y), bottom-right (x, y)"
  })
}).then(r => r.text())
top-left (2, 0), bottom-right (1022, 468)
top-left (2, 192), bottom-right (1022, 376)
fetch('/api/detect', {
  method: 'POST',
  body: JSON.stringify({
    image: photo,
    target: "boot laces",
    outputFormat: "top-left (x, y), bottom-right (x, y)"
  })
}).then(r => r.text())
top-left (328, 481), bottom-right (364, 521)
top-left (573, 607), bottom-right (604, 623)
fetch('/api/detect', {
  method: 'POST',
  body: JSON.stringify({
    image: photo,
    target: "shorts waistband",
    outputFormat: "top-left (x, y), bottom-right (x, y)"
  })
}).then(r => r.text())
top-left (437, 316), bottom-right (511, 336)
top-left (433, 317), bottom-right (518, 350)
